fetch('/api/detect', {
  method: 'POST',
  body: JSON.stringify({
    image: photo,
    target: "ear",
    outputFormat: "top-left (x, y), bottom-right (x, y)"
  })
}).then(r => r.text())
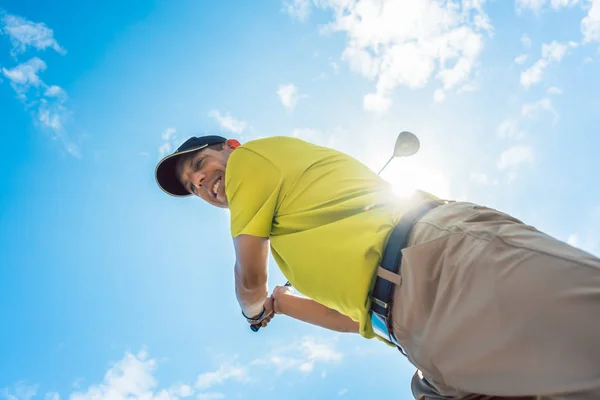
top-left (226, 139), bottom-right (241, 149)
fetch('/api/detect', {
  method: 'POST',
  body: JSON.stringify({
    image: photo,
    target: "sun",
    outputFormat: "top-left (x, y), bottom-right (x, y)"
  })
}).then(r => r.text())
top-left (380, 157), bottom-right (451, 200)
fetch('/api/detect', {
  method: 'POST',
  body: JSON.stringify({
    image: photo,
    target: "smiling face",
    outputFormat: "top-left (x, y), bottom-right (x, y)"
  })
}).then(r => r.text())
top-left (175, 142), bottom-right (235, 208)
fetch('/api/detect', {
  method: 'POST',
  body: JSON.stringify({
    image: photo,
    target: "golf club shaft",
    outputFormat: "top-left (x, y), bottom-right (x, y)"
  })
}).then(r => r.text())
top-left (377, 156), bottom-right (394, 176)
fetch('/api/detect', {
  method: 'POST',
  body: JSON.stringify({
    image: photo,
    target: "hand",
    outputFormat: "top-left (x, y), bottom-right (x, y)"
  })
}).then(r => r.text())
top-left (272, 285), bottom-right (294, 314)
top-left (247, 296), bottom-right (275, 328)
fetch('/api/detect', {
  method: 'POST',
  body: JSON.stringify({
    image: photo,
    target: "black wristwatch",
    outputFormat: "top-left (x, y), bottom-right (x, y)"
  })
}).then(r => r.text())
top-left (242, 306), bottom-right (266, 322)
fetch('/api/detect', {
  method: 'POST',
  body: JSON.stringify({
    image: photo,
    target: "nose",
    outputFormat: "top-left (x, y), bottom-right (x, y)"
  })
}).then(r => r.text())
top-left (190, 171), bottom-right (205, 191)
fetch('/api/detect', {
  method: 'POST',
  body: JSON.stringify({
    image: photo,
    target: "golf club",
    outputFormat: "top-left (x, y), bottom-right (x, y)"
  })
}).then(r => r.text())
top-left (250, 131), bottom-right (420, 333)
top-left (250, 281), bottom-right (291, 332)
top-left (377, 131), bottom-right (420, 175)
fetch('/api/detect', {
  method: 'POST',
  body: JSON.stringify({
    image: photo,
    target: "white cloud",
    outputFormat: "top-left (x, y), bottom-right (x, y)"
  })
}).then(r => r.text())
top-left (550, 0), bottom-right (580, 9)
top-left (567, 232), bottom-right (599, 255)
top-left (582, 0), bottom-right (600, 43)
top-left (283, 0), bottom-right (312, 21)
top-left (542, 40), bottom-right (570, 61)
top-left (521, 97), bottom-right (558, 124)
top-left (515, 0), bottom-right (579, 12)
top-left (195, 365), bottom-right (247, 390)
top-left (338, 389), bottom-right (348, 396)
top-left (363, 91), bottom-right (392, 113)
top-left (252, 336), bottom-right (342, 374)
top-left (1, 57), bottom-right (78, 157)
top-left (62, 351), bottom-right (198, 400)
top-left (520, 59), bottom-right (548, 87)
top-left (520, 40), bottom-right (573, 88)
top-left (2, 57), bottom-right (47, 92)
top-left (35, 350), bottom-right (256, 400)
top-left (516, 0), bottom-right (547, 11)
top-left (257, 354), bottom-right (304, 372)
top-left (0, 382), bottom-right (38, 400)
top-left (497, 118), bottom-right (525, 139)
top-left (64, 142), bottom-right (82, 159)
top-left (158, 143), bottom-right (172, 159)
top-left (173, 384), bottom-right (194, 398)
top-left (315, 59), bottom-right (341, 80)
top-left (161, 127), bottom-right (176, 141)
top-left (0, 13), bottom-right (66, 55)
top-left (299, 362), bottom-right (314, 372)
top-left (457, 80), bottom-right (478, 94)
top-left (69, 351), bottom-right (157, 400)
top-left (566, 207), bottom-right (600, 256)
top-left (208, 110), bottom-right (247, 133)
top-left (45, 85), bottom-right (65, 97)
top-left (568, 233), bottom-right (581, 247)
top-left (277, 83), bottom-right (301, 111)
top-left (2, 343), bottom-right (344, 400)
top-left (159, 128), bottom-right (177, 158)
top-left (521, 34), bottom-right (532, 48)
top-left (301, 336), bottom-right (342, 363)
top-left (0, 12), bottom-right (76, 157)
top-left (514, 54), bottom-right (529, 64)
top-left (312, 0), bottom-right (491, 112)
top-left (497, 145), bottom-right (535, 170)
top-left (196, 394), bottom-right (224, 400)
top-left (433, 88), bottom-right (446, 103)
top-left (36, 99), bottom-right (81, 158)
top-left (470, 172), bottom-right (496, 185)
top-left (39, 104), bottom-right (64, 132)
top-left (547, 86), bottom-right (562, 94)
top-left (330, 61), bottom-right (339, 74)
top-left (341, 46), bottom-right (379, 79)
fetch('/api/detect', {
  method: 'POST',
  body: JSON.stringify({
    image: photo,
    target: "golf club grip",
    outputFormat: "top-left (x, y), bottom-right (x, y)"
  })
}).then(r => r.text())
top-left (250, 281), bottom-right (291, 333)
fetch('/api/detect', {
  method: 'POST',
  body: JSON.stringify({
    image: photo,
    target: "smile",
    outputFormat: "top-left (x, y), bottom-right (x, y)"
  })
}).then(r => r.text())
top-left (212, 177), bottom-right (221, 198)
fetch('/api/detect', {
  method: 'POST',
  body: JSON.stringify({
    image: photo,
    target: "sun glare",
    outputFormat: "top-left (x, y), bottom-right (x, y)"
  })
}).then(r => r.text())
top-left (381, 157), bottom-right (451, 200)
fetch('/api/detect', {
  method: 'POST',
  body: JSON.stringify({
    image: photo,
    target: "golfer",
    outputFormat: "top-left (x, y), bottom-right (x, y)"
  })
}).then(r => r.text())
top-left (155, 134), bottom-right (600, 399)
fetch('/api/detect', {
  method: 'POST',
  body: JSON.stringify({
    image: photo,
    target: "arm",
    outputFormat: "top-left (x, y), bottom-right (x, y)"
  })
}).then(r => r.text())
top-left (272, 286), bottom-right (359, 333)
top-left (233, 234), bottom-right (270, 319)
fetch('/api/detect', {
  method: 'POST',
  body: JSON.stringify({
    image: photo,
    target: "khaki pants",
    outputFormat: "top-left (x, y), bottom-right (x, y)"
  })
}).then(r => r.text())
top-left (385, 202), bottom-right (600, 399)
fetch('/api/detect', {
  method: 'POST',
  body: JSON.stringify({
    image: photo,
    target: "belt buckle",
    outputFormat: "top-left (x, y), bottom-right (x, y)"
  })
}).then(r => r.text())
top-left (371, 311), bottom-right (390, 341)
top-left (371, 296), bottom-right (389, 311)
top-left (370, 294), bottom-right (409, 355)
top-left (371, 311), bottom-right (408, 355)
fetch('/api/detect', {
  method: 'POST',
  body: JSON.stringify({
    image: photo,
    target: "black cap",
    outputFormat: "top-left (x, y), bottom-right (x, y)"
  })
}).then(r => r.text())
top-left (155, 135), bottom-right (227, 197)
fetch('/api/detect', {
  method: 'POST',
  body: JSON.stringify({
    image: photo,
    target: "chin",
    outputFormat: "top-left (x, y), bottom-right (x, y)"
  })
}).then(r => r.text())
top-left (212, 199), bottom-right (229, 209)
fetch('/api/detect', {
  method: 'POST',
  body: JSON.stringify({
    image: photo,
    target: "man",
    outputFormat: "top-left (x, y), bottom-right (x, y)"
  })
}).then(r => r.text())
top-left (155, 134), bottom-right (600, 399)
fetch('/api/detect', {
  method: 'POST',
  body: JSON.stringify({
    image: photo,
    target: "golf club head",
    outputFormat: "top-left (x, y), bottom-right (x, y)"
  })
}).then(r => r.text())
top-left (394, 131), bottom-right (420, 158)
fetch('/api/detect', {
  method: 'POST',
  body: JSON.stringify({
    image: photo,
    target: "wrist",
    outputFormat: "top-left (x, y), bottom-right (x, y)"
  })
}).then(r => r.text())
top-left (241, 300), bottom-right (265, 320)
top-left (273, 291), bottom-right (292, 315)
top-left (242, 306), bottom-right (266, 322)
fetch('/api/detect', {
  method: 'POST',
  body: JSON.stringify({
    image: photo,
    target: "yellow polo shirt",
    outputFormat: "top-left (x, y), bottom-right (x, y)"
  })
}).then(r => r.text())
top-left (225, 136), bottom-right (410, 339)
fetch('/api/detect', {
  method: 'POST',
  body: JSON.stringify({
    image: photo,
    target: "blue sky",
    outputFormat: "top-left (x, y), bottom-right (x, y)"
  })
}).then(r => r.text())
top-left (1, 0), bottom-right (600, 399)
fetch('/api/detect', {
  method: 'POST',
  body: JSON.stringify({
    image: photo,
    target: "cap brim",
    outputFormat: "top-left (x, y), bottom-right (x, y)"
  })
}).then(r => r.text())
top-left (155, 145), bottom-right (208, 197)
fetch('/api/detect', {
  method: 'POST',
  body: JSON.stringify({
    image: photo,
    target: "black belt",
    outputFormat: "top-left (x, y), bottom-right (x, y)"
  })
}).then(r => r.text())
top-left (369, 199), bottom-right (445, 350)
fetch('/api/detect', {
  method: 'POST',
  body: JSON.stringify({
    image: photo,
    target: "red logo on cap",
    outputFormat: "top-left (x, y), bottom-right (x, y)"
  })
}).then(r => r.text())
top-left (227, 139), bottom-right (241, 149)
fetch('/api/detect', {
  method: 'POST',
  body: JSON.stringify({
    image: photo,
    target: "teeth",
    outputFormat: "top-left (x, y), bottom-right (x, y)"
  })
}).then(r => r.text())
top-left (213, 179), bottom-right (220, 196)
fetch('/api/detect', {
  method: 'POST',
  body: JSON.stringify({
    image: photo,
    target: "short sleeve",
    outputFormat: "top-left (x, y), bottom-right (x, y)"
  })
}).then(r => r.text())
top-left (225, 148), bottom-right (282, 238)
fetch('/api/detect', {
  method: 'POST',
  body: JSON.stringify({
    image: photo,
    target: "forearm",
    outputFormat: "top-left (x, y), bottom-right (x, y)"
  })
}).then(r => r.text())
top-left (234, 261), bottom-right (268, 318)
top-left (275, 293), bottom-right (359, 333)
